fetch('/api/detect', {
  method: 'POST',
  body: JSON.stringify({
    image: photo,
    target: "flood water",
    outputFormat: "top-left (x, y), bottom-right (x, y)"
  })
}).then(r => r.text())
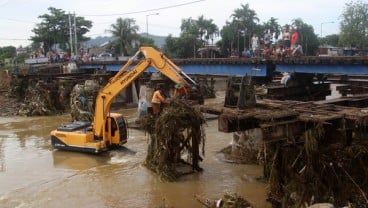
top-left (0, 97), bottom-right (271, 207)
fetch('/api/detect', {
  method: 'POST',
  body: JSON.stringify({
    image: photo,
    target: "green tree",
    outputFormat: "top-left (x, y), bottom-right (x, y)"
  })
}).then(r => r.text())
top-left (162, 34), bottom-right (197, 58)
top-left (219, 21), bottom-right (239, 56)
top-left (204, 19), bottom-right (219, 45)
top-left (180, 17), bottom-right (200, 57)
top-left (322, 34), bottom-right (340, 46)
top-left (107, 17), bottom-right (139, 56)
top-left (291, 18), bottom-right (319, 55)
top-left (231, 3), bottom-right (260, 50)
top-left (31, 7), bottom-right (92, 54)
top-left (262, 17), bottom-right (281, 40)
top-left (164, 16), bottom-right (214, 58)
top-left (137, 36), bottom-right (155, 48)
top-left (162, 35), bottom-right (180, 58)
top-left (339, 1), bottom-right (368, 49)
top-left (0, 46), bottom-right (16, 60)
top-left (196, 15), bottom-right (219, 46)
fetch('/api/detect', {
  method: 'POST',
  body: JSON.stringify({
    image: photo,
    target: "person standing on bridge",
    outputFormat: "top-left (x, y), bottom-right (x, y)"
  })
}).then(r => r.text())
top-left (291, 28), bottom-right (299, 50)
top-left (151, 86), bottom-right (165, 115)
top-left (251, 33), bottom-right (259, 57)
top-left (283, 26), bottom-right (291, 50)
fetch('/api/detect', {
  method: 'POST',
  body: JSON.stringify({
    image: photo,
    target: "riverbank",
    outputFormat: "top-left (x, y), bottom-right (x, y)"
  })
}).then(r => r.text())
top-left (0, 70), bottom-right (21, 116)
top-left (0, 93), bottom-right (21, 116)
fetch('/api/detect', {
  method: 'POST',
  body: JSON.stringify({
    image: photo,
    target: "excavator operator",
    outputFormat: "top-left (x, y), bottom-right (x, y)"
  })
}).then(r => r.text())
top-left (151, 86), bottom-right (165, 115)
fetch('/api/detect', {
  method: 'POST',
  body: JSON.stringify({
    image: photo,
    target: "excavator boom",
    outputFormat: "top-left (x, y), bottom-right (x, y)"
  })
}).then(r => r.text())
top-left (51, 46), bottom-right (197, 153)
top-left (93, 47), bottom-right (192, 138)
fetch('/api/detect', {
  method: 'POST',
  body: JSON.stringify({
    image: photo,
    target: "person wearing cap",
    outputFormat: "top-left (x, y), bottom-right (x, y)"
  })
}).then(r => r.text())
top-left (173, 83), bottom-right (188, 99)
top-left (151, 86), bottom-right (165, 114)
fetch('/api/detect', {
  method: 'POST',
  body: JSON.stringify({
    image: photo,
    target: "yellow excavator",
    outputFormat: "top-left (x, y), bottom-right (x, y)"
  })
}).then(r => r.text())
top-left (51, 46), bottom-right (199, 153)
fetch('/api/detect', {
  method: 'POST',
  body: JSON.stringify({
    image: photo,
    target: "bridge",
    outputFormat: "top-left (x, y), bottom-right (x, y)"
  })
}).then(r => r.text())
top-left (78, 56), bottom-right (368, 77)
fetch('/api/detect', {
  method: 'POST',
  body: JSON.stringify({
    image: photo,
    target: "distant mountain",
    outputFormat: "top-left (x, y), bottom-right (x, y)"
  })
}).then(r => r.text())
top-left (144, 33), bottom-right (166, 48)
top-left (82, 34), bottom-right (167, 48)
top-left (82, 36), bottom-right (116, 48)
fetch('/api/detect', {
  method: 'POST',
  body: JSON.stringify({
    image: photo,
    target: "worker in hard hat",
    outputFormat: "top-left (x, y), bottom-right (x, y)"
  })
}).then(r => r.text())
top-left (151, 86), bottom-right (165, 115)
top-left (173, 83), bottom-right (188, 99)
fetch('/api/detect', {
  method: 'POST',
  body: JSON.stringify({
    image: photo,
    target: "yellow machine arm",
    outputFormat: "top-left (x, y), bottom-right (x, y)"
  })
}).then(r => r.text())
top-left (93, 46), bottom-right (194, 138)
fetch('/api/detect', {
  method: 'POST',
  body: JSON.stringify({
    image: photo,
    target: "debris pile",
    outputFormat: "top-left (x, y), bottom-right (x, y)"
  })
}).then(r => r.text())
top-left (0, 71), bottom-right (21, 116)
top-left (57, 79), bottom-right (76, 111)
top-left (17, 80), bottom-right (58, 116)
top-left (195, 77), bottom-right (216, 99)
top-left (263, 123), bottom-right (368, 207)
top-left (70, 80), bottom-right (100, 121)
top-left (195, 193), bottom-right (253, 208)
top-left (142, 100), bottom-right (205, 181)
top-left (8, 75), bottom-right (28, 100)
top-left (219, 130), bottom-right (262, 164)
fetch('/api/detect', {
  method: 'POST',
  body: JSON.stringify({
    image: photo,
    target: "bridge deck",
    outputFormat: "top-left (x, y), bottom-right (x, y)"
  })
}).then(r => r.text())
top-left (79, 56), bottom-right (368, 76)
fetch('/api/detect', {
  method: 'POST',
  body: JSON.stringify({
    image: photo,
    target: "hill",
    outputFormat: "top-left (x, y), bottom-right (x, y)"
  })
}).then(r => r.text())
top-left (82, 34), bottom-right (167, 48)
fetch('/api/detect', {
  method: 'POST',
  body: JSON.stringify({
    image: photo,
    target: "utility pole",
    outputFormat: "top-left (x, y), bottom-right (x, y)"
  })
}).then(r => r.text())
top-left (73, 12), bottom-right (78, 56)
top-left (320, 21), bottom-right (334, 39)
top-left (146, 13), bottom-right (159, 39)
top-left (68, 13), bottom-right (73, 55)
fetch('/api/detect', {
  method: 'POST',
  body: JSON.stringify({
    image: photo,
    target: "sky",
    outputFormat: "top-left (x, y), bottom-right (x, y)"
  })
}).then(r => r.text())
top-left (0, 0), bottom-right (349, 47)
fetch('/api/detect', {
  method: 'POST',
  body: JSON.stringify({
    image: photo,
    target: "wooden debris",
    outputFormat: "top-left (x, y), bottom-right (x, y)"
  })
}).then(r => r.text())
top-left (142, 100), bottom-right (206, 181)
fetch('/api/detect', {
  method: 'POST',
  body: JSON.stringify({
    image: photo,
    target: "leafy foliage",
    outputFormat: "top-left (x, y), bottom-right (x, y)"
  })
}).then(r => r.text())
top-left (291, 18), bottom-right (319, 55)
top-left (322, 34), bottom-right (340, 46)
top-left (107, 18), bottom-right (140, 56)
top-left (163, 16), bottom-right (218, 58)
top-left (339, 1), bottom-right (368, 49)
top-left (30, 7), bottom-right (92, 55)
top-left (0, 46), bottom-right (16, 60)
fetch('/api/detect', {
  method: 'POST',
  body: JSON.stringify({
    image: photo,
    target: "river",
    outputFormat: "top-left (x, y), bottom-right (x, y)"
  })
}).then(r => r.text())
top-left (0, 98), bottom-right (271, 208)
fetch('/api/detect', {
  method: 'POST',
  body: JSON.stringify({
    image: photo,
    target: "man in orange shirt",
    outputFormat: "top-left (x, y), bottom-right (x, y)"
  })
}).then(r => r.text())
top-left (173, 83), bottom-right (188, 99)
top-left (151, 87), bottom-right (165, 115)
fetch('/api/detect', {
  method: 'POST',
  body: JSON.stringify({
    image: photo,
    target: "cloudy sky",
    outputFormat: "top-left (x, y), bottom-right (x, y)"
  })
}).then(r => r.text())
top-left (0, 0), bottom-right (348, 47)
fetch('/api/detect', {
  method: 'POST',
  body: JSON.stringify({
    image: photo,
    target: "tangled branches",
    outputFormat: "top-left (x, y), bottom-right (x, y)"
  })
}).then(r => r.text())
top-left (142, 100), bottom-right (206, 181)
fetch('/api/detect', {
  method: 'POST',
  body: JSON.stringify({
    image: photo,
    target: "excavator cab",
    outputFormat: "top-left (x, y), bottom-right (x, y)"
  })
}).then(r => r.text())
top-left (51, 113), bottom-right (127, 153)
top-left (105, 113), bottom-right (128, 147)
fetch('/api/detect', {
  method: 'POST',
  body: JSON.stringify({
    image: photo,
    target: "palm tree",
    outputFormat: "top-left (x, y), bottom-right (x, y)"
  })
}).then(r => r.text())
top-left (206, 21), bottom-right (219, 45)
top-left (263, 17), bottom-right (281, 40)
top-left (196, 15), bottom-right (207, 46)
top-left (231, 3), bottom-right (259, 49)
top-left (108, 18), bottom-right (139, 56)
top-left (180, 17), bottom-right (199, 37)
top-left (231, 3), bottom-right (259, 32)
top-left (197, 17), bottom-right (219, 46)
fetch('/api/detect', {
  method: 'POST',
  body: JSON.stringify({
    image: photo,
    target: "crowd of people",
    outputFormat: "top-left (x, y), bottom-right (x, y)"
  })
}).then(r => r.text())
top-left (231, 25), bottom-right (303, 59)
top-left (28, 47), bottom-right (99, 64)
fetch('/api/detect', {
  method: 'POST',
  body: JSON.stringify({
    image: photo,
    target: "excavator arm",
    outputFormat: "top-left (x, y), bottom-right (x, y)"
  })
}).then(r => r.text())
top-left (93, 46), bottom-right (195, 139)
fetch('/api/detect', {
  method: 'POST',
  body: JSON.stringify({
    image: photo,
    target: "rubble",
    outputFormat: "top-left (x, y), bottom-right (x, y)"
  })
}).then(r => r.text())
top-left (70, 80), bottom-right (100, 121)
top-left (17, 80), bottom-right (58, 116)
top-left (195, 193), bottom-right (253, 208)
top-left (142, 100), bottom-right (206, 181)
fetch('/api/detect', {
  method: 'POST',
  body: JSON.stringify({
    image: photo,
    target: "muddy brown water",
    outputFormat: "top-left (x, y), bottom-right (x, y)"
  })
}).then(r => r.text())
top-left (0, 97), bottom-right (271, 208)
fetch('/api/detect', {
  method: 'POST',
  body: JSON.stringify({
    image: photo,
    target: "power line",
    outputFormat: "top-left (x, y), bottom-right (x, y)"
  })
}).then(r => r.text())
top-left (0, 38), bottom-right (30, 40)
top-left (4, 18), bottom-right (37, 24)
top-left (82, 0), bottom-right (205, 17)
